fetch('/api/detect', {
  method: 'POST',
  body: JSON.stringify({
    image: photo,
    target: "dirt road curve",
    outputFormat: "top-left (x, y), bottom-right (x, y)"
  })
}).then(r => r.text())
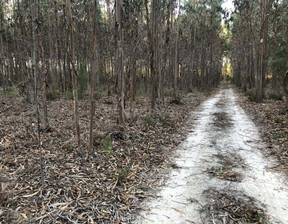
top-left (135, 87), bottom-right (288, 224)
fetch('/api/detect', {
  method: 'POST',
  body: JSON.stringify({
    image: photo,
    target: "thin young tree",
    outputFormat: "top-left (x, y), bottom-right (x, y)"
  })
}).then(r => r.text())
top-left (66, 0), bottom-right (81, 147)
top-left (115, 0), bottom-right (125, 124)
top-left (32, 0), bottom-right (44, 190)
top-left (0, 2), bottom-right (4, 92)
top-left (256, 0), bottom-right (269, 102)
top-left (145, 0), bottom-right (159, 114)
top-left (89, 0), bottom-right (98, 152)
top-left (173, 0), bottom-right (181, 99)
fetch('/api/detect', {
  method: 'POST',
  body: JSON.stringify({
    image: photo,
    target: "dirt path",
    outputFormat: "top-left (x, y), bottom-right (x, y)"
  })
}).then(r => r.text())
top-left (135, 87), bottom-right (288, 224)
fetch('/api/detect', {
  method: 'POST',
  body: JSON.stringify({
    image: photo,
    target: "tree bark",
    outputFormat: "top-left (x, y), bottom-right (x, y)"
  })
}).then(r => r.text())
top-left (145, 0), bottom-right (159, 113)
top-left (115, 0), bottom-right (125, 124)
top-left (257, 0), bottom-right (269, 102)
top-left (66, 0), bottom-right (81, 147)
top-left (89, 0), bottom-right (98, 152)
top-left (0, 4), bottom-right (4, 91)
top-left (32, 0), bottom-right (44, 191)
top-left (173, 5), bottom-right (180, 99)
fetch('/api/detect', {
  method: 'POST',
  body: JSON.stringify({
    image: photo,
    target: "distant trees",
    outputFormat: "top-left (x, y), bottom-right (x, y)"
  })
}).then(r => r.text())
top-left (231, 0), bottom-right (288, 102)
top-left (0, 0), bottom-right (224, 146)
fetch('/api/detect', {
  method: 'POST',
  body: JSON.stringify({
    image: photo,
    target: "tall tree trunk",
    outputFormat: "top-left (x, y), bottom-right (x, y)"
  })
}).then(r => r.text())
top-left (0, 5), bottom-right (4, 91)
top-left (173, 1), bottom-right (180, 98)
top-left (284, 70), bottom-right (288, 109)
top-left (115, 0), bottom-right (125, 124)
top-left (145, 0), bottom-right (158, 113)
top-left (129, 57), bottom-right (136, 117)
top-left (47, 5), bottom-right (55, 88)
top-left (32, 0), bottom-right (44, 190)
top-left (39, 30), bottom-right (49, 129)
top-left (257, 0), bottom-right (269, 102)
top-left (54, 1), bottom-right (63, 91)
top-left (66, 0), bottom-right (81, 147)
top-left (89, 0), bottom-right (98, 152)
top-left (163, 0), bottom-right (172, 90)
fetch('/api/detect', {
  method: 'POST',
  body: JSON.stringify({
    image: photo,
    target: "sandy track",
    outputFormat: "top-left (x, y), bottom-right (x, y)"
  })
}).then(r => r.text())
top-left (135, 87), bottom-right (288, 224)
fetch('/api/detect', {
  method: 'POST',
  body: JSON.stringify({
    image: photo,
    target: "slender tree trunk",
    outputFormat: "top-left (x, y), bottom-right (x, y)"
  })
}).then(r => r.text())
top-left (173, 1), bottom-right (180, 98)
top-left (66, 0), bottom-right (81, 147)
top-left (32, 0), bottom-right (44, 191)
top-left (189, 22), bottom-right (196, 89)
top-left (163, 0), bottom-right (172, 90)
top-left (116, 0), bottom-right (125, 124)
top-left (257, 0), bottom-right (269, 102)
top-left (54, 1), bottom-right (63, 92)
top-left (158, 25), bottom-right (163, 100)
top-left (32, 0), bottom-right (39, 109)
top-left (89, 0), bottom-right (98, 152)
top-left (284, 70), bottom-right (288, 109)
top-left (145, 0), bottom-right (158, 113)
top-left (0, 6), bottom-right (4, 91)
top-left (127, 8), bottom-right (137, 118)
top-left (39, 30), bottom-right (49, 129)
top-left (47, 5), bottom-right (54, 88)
top-left (129, 57), bottom-right (136, 117)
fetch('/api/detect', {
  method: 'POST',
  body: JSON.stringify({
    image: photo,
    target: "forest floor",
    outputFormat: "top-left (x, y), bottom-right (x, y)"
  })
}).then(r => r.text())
top-left (1, 83), bottom-right (287, 224)
top-left (135, 83), bottom-right (288, 224)
top-left (238, 89), bottom-right (288, 175)
top-left (0, 86), bottom-right (212, 223)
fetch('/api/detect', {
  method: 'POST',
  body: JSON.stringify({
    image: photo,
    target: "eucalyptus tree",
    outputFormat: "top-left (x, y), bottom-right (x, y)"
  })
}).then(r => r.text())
top-left (67, 0), bottom-right (81, 147)
top-left (269, 0), bottom-right (288, 88)
top-left (0, 0), bottom-right (4, 90)
top-left (177, 0), bottom-right (223, 90)
top-left (230, 0), bottom-right (287, 102)
top-left (89, 0), bottom-right (99, 152)
top-left (0, 0), bottom-right (229, 148)
top-left (145, 0), bottom-right (160, 113)
top-left (115, 0), bottom-right (125, 124)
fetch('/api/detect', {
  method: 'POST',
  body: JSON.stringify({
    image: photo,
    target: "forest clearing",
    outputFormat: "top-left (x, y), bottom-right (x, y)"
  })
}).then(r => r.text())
top-left (0, 0), bottom-right (288, 223)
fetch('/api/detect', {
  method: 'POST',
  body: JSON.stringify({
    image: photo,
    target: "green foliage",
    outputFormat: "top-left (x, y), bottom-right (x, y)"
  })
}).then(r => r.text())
top-left (159, 111), bottom-right (166, 122)
top-left (103, 139), bottom-right (112, 158)
top-left (78, 62), bottom-right (88, 99)
top-left (269, 3), bottom-right (288, 77)
top-left (280, 108), bottom-right (287, 115)
top-left (64, 90), bottom-right (73, 100)
top-left (268, 92), bottom-right (283, 101)
top-left (135, 83), bottom-right (147, 100)
top-left (142, 115), bottom-right (156, 128)
top-left (201, 89), bottom-right (212, 97)
top-left (226, 75), bottom-right (233, 82)
top-left (123, 0), bottom-right (143, 14)
top-left (274, 117), bottom-right (283, 124)
top-left (245, 90), bottom-right (257, 102)
top-left (270, 47), bottom-right (288, 73)
top-left (66, 145), bottom-right (74, 153)
top-left (116, 166), bottom-right (130, 185)
top-left (46, 90), bottom-right (60, 101)
top-left (5, 86), bottom-right (19, 98)
top-left (164, 88), bottom-right (174, 98)
top-left (158, 111), bottom-right (174, 128)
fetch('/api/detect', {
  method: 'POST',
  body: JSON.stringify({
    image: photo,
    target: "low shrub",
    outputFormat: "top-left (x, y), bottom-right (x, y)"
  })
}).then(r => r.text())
top-left (46, 90), bottom-right (60, 101)
top-left (245, 90), bottom-right (257, 102)
top-left (5, 86), bottom-right (19, 98)
top-left (64, 90), bottom-right (73, 100)
top-left (268, 93), bottom-right (283, 101)
top-left (142, 115), bottom-right (156, 128)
